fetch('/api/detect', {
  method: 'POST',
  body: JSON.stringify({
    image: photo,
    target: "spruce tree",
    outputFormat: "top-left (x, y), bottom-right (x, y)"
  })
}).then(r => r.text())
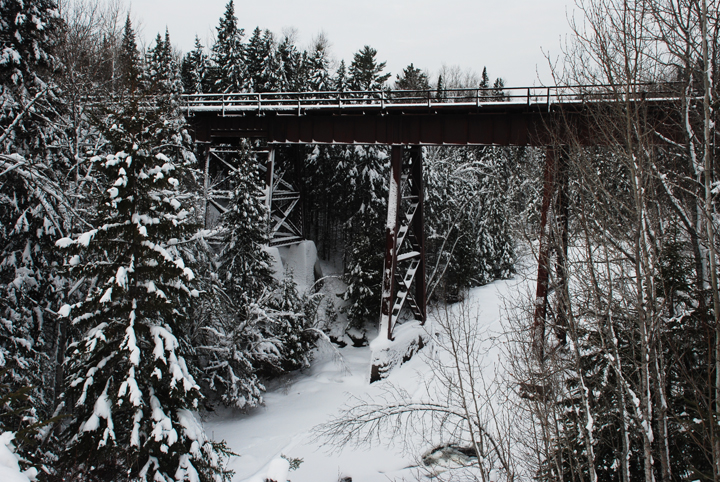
top-left (211, 0), bottom-right (246, 93)
top-left (181, 37), bottom-right (210, 94)
top-left (118, 15), bottom-right (141, 92)
top-left (0, 0), bottom-right (60, 152)
top-left (267, 275), bottom-right (317, 372)
top-left (480, 67), bottom-right (490, 100)
top-left (334, 60), bottom-right (348, 92)
top-left (480, 67), bottom-right (490, 89)
top-left (348, 46), bottom-right (390, 91)
top-left (0, 155), bottom-right (66, 466)
top-left (142, 30), bottom-right (186, 148)
top-left (0, 0), bottom-right (65, 467)
top-left (435, 74), bottom-right (445, 101)
top-left (244, 27), bottom-right (266, 92)
top-left (258, 30), bottom-right (283, 92)
top-left (307, 36), bottom-right (333, 92)
top-left (341, 146), bottom-right (389, 327)
top-left (198, 150), bottom-right (275, 407)
top-left (492, 77), bottom-right (506, 100)
top-left (55, 99), bottom-right (231, 481)
top-left (277, 35), bottom-right (302, 91)
top-left (217, 151), bottom-right (274, 301)
top-left (394, 63), bottom-right (430, 91)
top-left (424, 147), bottom-right (515, 300)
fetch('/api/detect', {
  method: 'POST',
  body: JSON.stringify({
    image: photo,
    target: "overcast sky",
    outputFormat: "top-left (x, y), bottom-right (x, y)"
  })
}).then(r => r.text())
top-left (129, 0), bottom-right (576, 87)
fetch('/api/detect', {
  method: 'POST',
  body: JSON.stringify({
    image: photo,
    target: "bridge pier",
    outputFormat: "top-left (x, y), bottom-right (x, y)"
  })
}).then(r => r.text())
top-left (372, 145), bottom-right (427, 382)
top-left (533, 146), bottom-right (569, 361)
top-left (261, 146), bottom-right (304, 247)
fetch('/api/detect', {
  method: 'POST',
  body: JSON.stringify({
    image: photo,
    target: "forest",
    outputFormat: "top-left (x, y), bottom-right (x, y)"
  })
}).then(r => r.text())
top-left (0, 0), bottom-right (719, 481)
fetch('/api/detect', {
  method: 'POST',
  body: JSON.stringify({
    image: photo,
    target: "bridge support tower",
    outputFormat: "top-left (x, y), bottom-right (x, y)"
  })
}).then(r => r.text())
top-left (372, 145), bottom-right (427, 382)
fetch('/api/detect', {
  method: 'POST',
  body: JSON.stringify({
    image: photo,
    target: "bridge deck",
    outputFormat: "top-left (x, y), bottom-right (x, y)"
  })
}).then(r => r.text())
top-left (184, 85), bottom-right (680, 146)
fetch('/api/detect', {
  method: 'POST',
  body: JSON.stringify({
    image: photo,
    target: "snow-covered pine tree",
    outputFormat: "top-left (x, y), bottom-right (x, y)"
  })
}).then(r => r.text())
top-left (0, 153), bottom-right (68, 465)
top-left (244, 27), bottom-right (266, 92)
top-left (118, 15), bottom-right (141, 93)
top-left (348, 45), bottom-right (390, 91)
top-left (424, 146), bottom-right (515, 300)
top-left (334, 60), bottom-right (348, 92)
top-left (55, 99), bottom-right (231, 481)
top-left (267, 274), bottom-right (317, 372)
top-left (476, 148), bottom-right (514, 280)
top-left (307, 35), bottom-right (332, 92)
top-left (0, 0), bottom-right (60, 152)
top-left (258, 30), bottom-right (284, 93)
top-left (181, 37), bottom-right (210, 94)
top-left (200, 146), bottom-right (319, 405)
top-left (341, 145), bottom-right (389, 328)
top-left (211, 0), bottom-right (246, 93)
top-left (217, 150), bottom-right (274, 302)
top-left (277, 35), bottom-right (302, 92)
top-left (0, 0), bottom-right (66, 466)
top-left (142, 30), bottom-right (186, 152)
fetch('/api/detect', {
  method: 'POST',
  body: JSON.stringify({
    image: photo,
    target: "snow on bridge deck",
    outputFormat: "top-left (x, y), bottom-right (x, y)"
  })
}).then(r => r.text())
top-left (184, 84), bottom-right (682, 146)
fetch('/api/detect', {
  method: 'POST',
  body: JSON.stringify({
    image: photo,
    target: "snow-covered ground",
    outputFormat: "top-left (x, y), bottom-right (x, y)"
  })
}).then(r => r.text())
top-left (204, 267), bottom-right (530, 482)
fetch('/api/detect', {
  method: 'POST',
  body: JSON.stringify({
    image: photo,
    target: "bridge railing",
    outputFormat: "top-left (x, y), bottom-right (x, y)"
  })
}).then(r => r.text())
top-left (182, 83), bottom-right (682, 115)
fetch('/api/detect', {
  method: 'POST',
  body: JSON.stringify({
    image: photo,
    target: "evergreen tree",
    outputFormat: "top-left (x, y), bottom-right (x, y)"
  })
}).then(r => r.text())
top-left (217, 152), bottom-right (274, 301)
top-left (480, 67), bottom-right (490, 89)
top-left (307, 36), bottom-right (333, 92)
top-left (267, 275), bottom-right (317, 372)
top-left (244, 27), bottom-right (266, 92)
top-left (341, 146), bottom-right (389, 327)
top-left (277, 35), bottom-right (302, 91)
top-left (118, 15), bottom-right (141, 92)
top-left (424, 147), bottom-right (515, 300)
top-left (181, 37), bottom-right (210, 94)
top-left (0, 1), bottom-right (65, 468)
top-left (435, 74), bottom-right (445, 101)
top-left (394, 63), bottom-right (430, 91)
top-left (55, 100), bottom-right (231, 481)
top-left (348, 46), bottom-right (390, 91)
top-left (258, 30), bottom-right (282, 92)
top-left (0, 154), bottom-right (67, 467)
top-left (334, 60), bottom-right (348, 92)
top-left (479, 67), bottom-right (490, 100)
top-left (0, 0), bottom-right (60, 153)
top-left (198, 150), bottom-right (276, 407)
top-left (142, 30), bottom-right (185, 145)
top-left (492, 77), bottom-right (506, 100)
top-left (211, 0), bottom-right (246, 93)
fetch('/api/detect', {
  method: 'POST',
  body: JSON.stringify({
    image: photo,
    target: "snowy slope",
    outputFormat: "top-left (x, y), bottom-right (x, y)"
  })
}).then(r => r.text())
top-left (204, 273), bottom-right (529, 482)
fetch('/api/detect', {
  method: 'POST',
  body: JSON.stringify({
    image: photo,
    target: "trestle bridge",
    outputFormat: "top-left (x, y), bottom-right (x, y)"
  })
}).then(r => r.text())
top-left (183, 84), bottom-right (681, 380)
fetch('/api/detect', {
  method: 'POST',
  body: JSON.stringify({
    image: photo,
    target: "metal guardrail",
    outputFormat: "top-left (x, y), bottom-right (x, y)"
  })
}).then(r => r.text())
top-left (181, 84), bottom-right (682, 116)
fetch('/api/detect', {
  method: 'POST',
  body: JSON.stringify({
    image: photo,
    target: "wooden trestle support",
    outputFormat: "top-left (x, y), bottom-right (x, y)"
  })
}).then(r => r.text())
top-left (201, 145), bottom-right (303, 247)
top-left (371, 145), bottom-right (427, 382)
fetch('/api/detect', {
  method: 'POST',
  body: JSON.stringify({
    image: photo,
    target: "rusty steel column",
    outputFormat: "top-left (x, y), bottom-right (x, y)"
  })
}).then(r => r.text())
top-left (379, 146), bottom-right (404, 341)
top-left (533, 146), bottom-right (557, 360)
top-left (202, 144), bottom-right (211, 228)
top-left (410, 146), bottom-right (427, 322)
top-left (265, 147), bottom-right (275, 215)
top-left (554, 148), bottom-right (569, 345)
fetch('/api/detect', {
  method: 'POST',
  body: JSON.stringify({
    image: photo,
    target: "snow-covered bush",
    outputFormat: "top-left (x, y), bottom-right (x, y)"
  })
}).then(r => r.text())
top-left (0, 432), bottom-right (37, 482)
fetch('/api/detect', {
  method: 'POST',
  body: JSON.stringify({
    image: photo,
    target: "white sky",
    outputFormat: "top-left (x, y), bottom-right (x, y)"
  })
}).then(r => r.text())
top-left (129, 0), bottom-right (576, 87)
